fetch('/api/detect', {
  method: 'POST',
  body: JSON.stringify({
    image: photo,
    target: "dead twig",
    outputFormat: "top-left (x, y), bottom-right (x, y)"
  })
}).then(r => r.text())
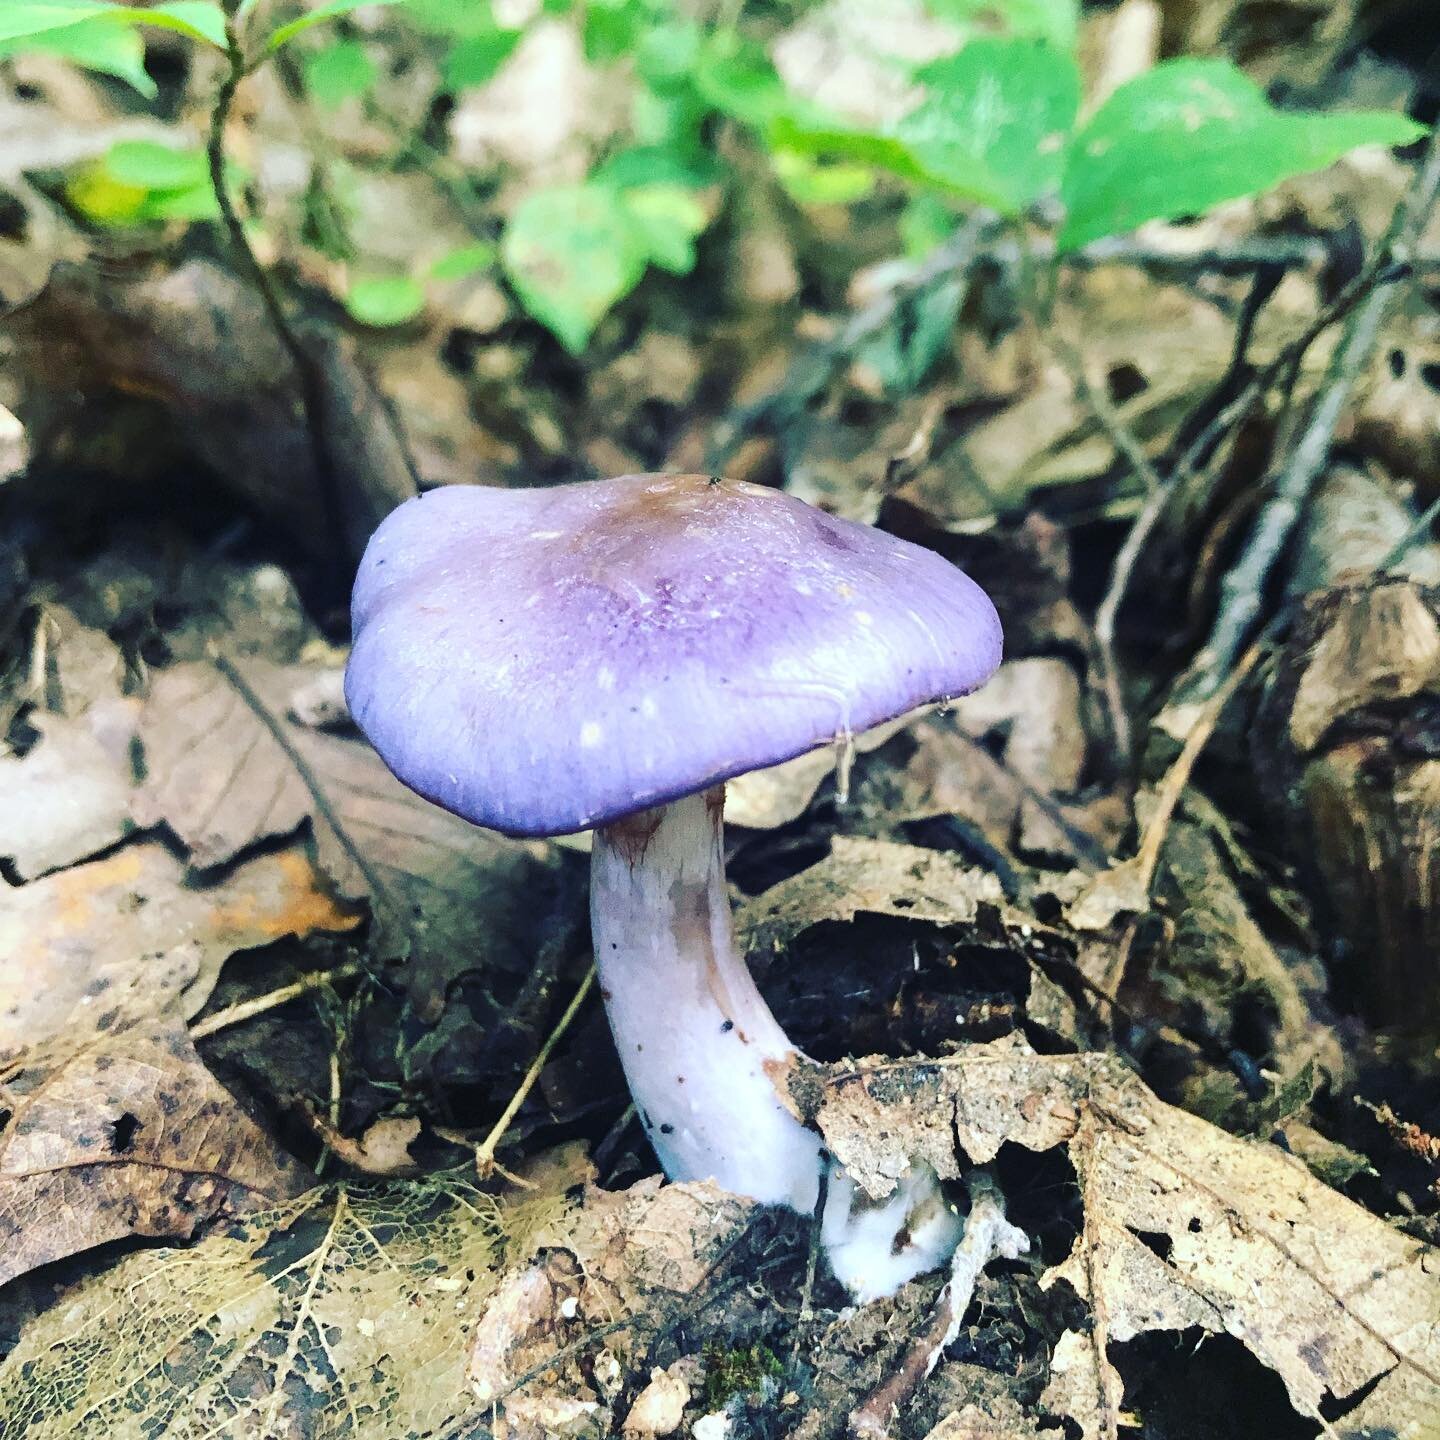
top-left (847, 1172), bottom-right (1029, 1439)
top-left (1133, 637), bottom-right (1267, 897)
top-left (1046, 331), bottom-right (1169, 763)
top-left (1190, 130), bottom-right (1440, 698)
top-left (189, 959), bottom-right (369, 1040)
top-left (473, 965), bottom-right (597, 1179)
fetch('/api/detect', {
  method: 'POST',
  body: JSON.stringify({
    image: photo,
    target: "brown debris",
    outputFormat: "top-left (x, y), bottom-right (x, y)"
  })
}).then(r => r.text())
top-left (0, 1020), bottom-right (313, 1287)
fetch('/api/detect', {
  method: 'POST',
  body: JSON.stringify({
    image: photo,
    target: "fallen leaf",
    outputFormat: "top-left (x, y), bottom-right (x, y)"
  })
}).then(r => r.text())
top-left (3, 259), bottom-right (416, 562)
top-left (469, 1179), bottom-right (756, 1440)
top-left (739, 835), bottom-right (1006, 957)
top-left (0, 1177), bottom-right (527, 1438)
top-left (923, 1396), bottom-right (1046, 1440)
top-left (0, 1020), bottom-right (312, 1287)
top-left (132, 658), bottom-right (575, 998)
top-left (801, 1039), bottom-right (1440, 1437)
top-left (0, 839), bottom-right (360, 1061)
top-left (726, 710), bottom-right (918, 830)
top-left (0, 701), bottom-right (137, 878)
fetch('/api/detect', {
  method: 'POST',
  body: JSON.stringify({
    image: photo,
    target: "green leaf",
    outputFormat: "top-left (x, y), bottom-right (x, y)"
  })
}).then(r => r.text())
top-left (344, 274), bottom-right (427, 327)
top-left (922, 0), bottom-right (1078, 49)
top-left (1061, 59), bottom-right (1427, 251)
top-left (0, 1), bottom-right (225, 47)
top-left (501, 182), bottom-right (647, 353)
top-left (304, 38), bottom-right (376, 107)
top-left (691, 32), bottom-right (795, 128)
top-left (428, 242), bottom-right (496, 279)
top-left (267, 0), bottom-right (403, 52)
top-left (65, 139), bottom-right (242, 228)
top-left (899, 192), bottom-right (957, 258)
top-left (582, 0), bottom-right (645, 64)
top-left (406, 0), bottom-right (505, 37)
top-left (442, 27), bottom-right (520, 90)
top-left (0, 14), bottom-right (155, 96)
top-left (616, 183), bottom-right (708, 274)
top-left (770, 148), bottom-right (874, 206)
top-left (147, 0), bottom-right (225, 44)
top-left (103, 139), bottom-right (209, 190)
top-left (898, 38), bottom-right (1079, 211)
top-left (778, 38), bottom-right (1078, 214)
top-left (592, 145), bottom-right (718, 191)
top-left (857, 272), bottom-right (965, 394)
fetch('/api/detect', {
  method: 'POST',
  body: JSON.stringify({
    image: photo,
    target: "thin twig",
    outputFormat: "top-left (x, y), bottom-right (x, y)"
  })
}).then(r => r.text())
top-left (1091, 247), bottom-right (1400, 760)
top-left (1133, 638), bottom-right (1267, 897)
top-left (1046, 332), bottom-right (1169, 763)
top-left (210, 650), bottom-right (398, 927)
top-left (1378, 488), bottom-right (1440, 571)
top-left (190, 959), bottom-right (368, 1040)
top-left (473, 966), bottom-right (597, 1178)
top-left (208, 19), bottom-right (348, 580)
top-left (706, 213), bottom-right (999, 470)
top-left (1190, 130), bottom-right (1440, 698)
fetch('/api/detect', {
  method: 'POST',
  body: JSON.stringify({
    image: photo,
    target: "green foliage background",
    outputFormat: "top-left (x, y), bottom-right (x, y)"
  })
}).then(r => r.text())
top-left (4, 0), bottom-right (1426, 351)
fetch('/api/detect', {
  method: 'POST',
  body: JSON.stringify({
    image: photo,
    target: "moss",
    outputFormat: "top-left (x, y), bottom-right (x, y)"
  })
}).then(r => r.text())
top-left (701, 1342), bottom-right (783, 1409)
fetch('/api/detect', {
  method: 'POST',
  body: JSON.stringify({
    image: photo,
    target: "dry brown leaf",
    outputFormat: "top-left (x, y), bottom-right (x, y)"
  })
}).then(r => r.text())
top-left (0, 839), bottom-right (360, 1061)
top-left (32, 603), bottom-right (125, 718)
top-left (132, 659), bottom-right (573, 998)
top-left (0, 701), bottom-right (137, 878)
top-left (802, 1040), bottom-right (1440, 1438)
top-left (881, 658), bottom-right (1089, 859)
top-left (738, 835), bottom-right (1006, 956)
top-left (0, 1020), bottom-right (312, 1286)
top-left (726, 711), bottom-right (920, 830)
top-left (923, 1395), bottom-right (1046, 1440)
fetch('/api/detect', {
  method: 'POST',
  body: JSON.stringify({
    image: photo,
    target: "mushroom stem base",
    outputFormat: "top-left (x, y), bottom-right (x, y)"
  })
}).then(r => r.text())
top-left (591, 789), bottom-right (822, 1213)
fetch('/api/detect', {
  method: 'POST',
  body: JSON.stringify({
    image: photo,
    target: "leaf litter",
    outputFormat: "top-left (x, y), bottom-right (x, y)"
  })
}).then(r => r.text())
top-left (2, 0), bottom-right (1440, 1436)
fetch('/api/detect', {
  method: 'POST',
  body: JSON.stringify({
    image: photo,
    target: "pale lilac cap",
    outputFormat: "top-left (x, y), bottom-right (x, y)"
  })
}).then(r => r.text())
top-left (346, 474), bottom-right (1001, 836)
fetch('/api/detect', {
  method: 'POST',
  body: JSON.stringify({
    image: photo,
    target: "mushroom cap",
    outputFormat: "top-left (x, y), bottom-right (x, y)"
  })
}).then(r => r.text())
top-left (346, 474), bottom-right (1001, 836)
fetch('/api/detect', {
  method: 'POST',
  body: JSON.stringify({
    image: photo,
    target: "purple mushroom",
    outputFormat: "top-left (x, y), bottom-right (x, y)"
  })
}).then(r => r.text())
top-left (346, 473), bottom-right (1002, 1299)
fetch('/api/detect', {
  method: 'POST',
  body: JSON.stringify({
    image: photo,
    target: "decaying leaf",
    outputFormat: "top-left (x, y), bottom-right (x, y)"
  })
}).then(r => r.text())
top-left (876, 658), bottom-right (1093, 861)
top-left (0, 839), bottom-right (360, 1060)
top-left (801, 1039), bottom-right (1440, 1437)
top-left (468, 1179), bottom-right (756, 1440)
top-left (739, 836), bottom-right (1006, 956)
top-left (0, 701), bottom-right (137, 878)
top-left (0, 1178), bottom-right (531, 1439)
top-left (923, 1395), bottom-right (1046, 1440)
top-left (0, 1171), bottom-right (748, 1440)
top-left (725, 711), bottom-right (917, 830)
top-left (0, 1020), bottom-right (312, 1287)
top-left (133, 658), bottom-right (575, 990)
top-left (3, 259), bottom-right (416, 562)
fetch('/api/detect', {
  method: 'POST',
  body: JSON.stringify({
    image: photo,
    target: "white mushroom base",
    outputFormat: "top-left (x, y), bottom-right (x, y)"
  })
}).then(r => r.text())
top-left (591, 788), bottom-right (964, 1300)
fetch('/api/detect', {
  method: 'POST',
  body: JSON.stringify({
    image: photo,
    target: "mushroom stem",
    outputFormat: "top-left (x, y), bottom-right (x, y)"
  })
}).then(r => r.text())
top-left (591, 787), bottom-right (823, 1212)
top-left (592, 788), bottom-right (966, 1303)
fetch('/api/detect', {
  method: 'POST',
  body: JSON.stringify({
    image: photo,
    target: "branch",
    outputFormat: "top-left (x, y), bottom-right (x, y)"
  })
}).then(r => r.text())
top-left (1189, 130), bottom-right (1440, 698)
top-left (706, 213), bottom-right (1000, 471)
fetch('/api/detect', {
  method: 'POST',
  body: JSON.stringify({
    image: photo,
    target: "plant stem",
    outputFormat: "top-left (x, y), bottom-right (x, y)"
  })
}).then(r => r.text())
top-left (207, 16), bottom-right (349, 585)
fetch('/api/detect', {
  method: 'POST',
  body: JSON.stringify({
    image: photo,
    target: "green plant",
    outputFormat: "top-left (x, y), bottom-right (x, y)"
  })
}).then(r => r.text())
top-left (776, 36), bottom-right (1424, 249)
top-left (0, 0), bottom-right (1426, 353)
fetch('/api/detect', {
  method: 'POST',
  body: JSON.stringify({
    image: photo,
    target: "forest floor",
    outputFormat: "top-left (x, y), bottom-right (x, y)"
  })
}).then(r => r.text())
top-left (1, 1), bottom-right (1440, 1438)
